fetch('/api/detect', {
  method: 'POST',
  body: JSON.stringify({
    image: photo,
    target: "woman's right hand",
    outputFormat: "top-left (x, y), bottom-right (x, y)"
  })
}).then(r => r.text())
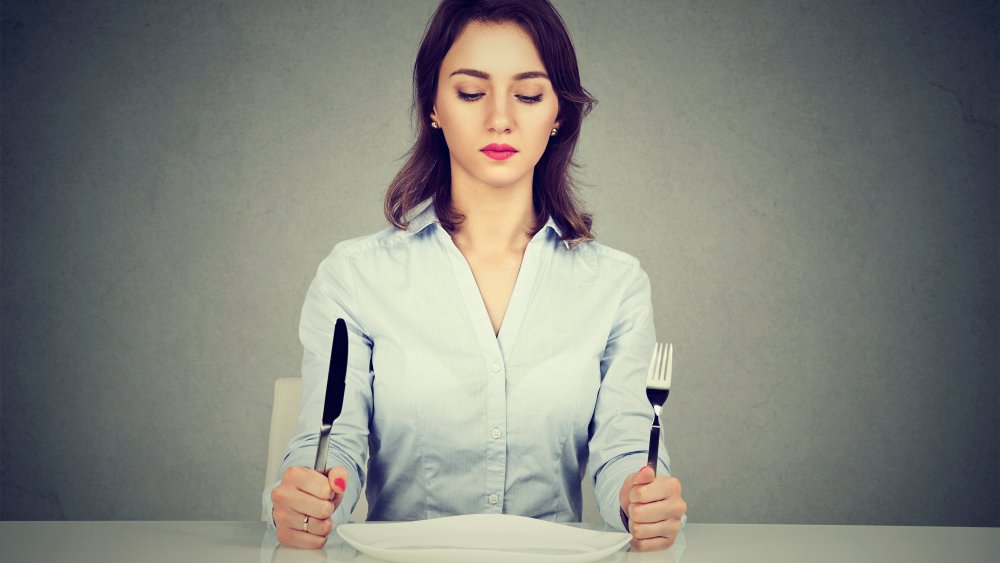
top-left (271, 465), bottom-right (349, 548)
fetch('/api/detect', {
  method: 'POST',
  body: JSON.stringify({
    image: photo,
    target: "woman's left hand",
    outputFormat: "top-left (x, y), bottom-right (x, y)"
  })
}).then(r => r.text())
top-left (619, 466), bottom-right (687, 551)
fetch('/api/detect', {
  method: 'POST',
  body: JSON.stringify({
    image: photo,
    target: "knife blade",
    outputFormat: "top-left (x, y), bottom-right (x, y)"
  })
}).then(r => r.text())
top-left (313, 317), bottom-right (348, 474)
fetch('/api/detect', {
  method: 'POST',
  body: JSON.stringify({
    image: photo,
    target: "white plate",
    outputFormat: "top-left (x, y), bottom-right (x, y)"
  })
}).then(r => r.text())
top-left (337, 514), bottom-right (631, 563)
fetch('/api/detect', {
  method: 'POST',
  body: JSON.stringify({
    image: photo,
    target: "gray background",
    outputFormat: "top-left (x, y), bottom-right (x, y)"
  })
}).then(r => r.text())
top-left (2, 0), bottom-right (997, 525)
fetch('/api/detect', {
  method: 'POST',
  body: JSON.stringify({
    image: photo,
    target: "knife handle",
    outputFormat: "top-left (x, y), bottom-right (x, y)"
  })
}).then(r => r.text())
top-left (314, 425), bottom-right (332, 474)
top-left (646, 418), bottom-right (660, 476)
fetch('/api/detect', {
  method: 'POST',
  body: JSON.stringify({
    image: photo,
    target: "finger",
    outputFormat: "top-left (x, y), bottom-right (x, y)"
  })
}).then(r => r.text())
top-left (275, 523), bottom-right (330, 550)
top-left (630, 518), bottom-right (681, 541)
top-left (286, 466), bottom-right (333, 501)
top-left (274, 487), bottom-right (335, 521)
top-left (630, 474), bottom-right (680, 504)
top-left (634, 465), bottom-right (656, 486)
top-left (326, 465), bottom-right (349, 503)
top-left (629, 497), bottom-right (687, 523)
top-left (273, 501), bottom-right (333, 534)
top-left (625, 466), bottom-right (655, 505)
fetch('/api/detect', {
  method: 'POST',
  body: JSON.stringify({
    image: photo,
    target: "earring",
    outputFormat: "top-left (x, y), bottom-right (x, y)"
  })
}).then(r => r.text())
top-left (550, 128), bottom-right (558, 137)
top-left (431, 121), bottom-right (440, 129)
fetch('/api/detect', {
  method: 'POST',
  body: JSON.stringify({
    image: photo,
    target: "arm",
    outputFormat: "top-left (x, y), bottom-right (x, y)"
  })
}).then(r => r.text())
top-left (586, 261), bottom-right (659, 530)
top-left (262, 244), bottom-right (374, 529)
top-left (586, 261), bottom-right (683, 532)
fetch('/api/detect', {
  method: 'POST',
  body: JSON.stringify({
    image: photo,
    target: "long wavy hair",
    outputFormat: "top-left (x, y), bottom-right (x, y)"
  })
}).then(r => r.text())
top-left (383, 0), bottom-right (598, 246)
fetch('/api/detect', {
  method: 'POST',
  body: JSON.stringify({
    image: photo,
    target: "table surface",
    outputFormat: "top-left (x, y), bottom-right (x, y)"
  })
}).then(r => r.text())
top-left (1, 521), bottom-right (997, 563)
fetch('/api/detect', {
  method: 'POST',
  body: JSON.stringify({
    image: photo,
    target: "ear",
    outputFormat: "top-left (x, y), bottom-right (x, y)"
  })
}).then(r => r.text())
top-left (430, 105), bottom-right (438, 123)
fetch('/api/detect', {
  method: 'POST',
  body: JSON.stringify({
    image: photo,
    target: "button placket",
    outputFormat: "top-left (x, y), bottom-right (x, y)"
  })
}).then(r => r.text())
top-left (484, 358), bottom-right (507, 512)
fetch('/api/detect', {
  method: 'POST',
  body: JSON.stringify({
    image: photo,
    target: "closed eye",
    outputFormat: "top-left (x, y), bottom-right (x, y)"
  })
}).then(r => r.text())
top-left (457, 92), bottom-right (543, 104)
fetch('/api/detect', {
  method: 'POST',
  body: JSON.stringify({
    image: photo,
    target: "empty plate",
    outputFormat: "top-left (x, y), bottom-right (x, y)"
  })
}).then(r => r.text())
top-left (337, 514), bottom-right (631, 563)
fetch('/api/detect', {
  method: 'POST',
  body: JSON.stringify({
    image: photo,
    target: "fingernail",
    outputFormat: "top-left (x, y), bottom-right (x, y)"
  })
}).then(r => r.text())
top-left (334, 477), bottom-right (346, 491)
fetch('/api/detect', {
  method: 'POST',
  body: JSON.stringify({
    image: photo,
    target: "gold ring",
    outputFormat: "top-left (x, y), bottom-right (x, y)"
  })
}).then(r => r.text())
top-left (303, 516), bottom-right (310, 533)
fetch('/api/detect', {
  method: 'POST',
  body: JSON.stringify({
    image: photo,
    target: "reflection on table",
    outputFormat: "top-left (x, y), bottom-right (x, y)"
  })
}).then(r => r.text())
top-left (259, 520), bottom-right (683, 563)
top-left (1, 520), bottom-right (997, 563)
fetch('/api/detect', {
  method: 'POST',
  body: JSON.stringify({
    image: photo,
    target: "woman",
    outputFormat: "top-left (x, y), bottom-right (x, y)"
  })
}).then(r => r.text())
top-left (264, 0), bottom-right (687, 552)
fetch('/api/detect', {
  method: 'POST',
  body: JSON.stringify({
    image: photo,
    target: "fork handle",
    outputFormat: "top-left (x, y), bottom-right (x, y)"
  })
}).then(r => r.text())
top-left (646, 419), bottom-right (660, 475)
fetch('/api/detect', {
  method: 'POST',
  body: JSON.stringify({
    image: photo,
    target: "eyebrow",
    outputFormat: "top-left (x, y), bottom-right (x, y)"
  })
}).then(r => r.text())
top-left (448, 68), bottom-right (549, 81)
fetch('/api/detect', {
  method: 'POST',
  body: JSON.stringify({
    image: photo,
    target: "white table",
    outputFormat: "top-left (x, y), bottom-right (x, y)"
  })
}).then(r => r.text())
top-left (1, 521), bottom-right (997, 562)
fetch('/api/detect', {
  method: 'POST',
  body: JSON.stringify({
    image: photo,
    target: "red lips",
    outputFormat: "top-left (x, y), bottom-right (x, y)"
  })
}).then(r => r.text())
top-left (481, 143), bottom-right (518, 152)
top-left (481, 143), bottom-right (518, 161)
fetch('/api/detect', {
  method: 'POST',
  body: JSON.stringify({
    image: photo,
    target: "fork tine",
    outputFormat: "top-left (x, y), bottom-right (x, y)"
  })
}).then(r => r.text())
top-left (665, 343), bottom-right (673, 387)
top-left (656, 342), bottom-right (665, 381)
top-left (647, 342), bottom-right (675, 388)
top-left (652, 342), bottom-right (662, 382)
top-left (655, 342), bottom-right (665, 382)
top-left (646, 343), bottom-right (657, 381)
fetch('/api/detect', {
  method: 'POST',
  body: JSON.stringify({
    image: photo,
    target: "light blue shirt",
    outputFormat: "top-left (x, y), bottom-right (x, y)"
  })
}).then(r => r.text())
top-left (262, 201), bottom-right (678, 531)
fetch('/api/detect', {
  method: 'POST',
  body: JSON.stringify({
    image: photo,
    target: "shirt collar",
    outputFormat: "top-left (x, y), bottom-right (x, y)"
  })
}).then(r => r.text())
top-left (405, 200), bottom-right (439, 236)
top-left (406, 199), bottom-right (568, 248)
top-left (540, 215), bottom-right (564, 238)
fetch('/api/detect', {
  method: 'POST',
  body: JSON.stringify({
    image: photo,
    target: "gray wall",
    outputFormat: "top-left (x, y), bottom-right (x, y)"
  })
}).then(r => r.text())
top-left (2, 0), bottom-right (996, 525)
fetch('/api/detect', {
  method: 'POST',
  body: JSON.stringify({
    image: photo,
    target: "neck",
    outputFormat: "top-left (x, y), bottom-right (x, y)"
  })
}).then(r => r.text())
top-left (449, 179), bottom-right (535, 254)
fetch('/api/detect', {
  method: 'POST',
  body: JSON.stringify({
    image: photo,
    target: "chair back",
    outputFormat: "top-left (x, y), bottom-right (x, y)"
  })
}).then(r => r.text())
top-left (263, 377), bottom-right (370, 521)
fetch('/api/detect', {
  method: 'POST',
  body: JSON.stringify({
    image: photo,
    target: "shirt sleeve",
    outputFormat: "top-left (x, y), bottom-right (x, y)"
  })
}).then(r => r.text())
top-left (261, 244), bottom-right (374, 529)
top-left (586, 260), bottom-right (684, 532)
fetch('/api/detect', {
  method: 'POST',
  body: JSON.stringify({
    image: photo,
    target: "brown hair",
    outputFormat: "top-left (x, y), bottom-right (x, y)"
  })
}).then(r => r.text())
top-left (383, 0), bottom-right (598, 246)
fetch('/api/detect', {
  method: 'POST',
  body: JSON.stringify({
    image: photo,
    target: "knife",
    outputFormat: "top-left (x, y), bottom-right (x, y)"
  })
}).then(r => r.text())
top-left (313, 318), bottom-right (348, 474)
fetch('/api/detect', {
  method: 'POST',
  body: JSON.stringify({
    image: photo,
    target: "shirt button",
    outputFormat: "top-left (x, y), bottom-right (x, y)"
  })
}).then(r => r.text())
top-left (490, 362), bottom-right (502, 374)
top-left (490, 427), bottom-right (503, 439)
top-left (488, 493), bottom-right (500, 505)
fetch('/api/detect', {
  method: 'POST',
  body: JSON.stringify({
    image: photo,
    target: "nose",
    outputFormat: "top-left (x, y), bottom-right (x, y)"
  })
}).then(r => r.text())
top-left (487, 95), bottom-right (513, 134)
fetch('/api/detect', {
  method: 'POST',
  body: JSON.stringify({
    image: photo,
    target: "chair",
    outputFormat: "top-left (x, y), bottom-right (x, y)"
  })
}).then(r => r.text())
top-left (262, 377), bottom-right (370, 522)
top-left (263, 377), bottom-right (602, 523)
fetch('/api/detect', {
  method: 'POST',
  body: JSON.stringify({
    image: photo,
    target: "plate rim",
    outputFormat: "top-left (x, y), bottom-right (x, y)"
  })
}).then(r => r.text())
top-left (336, 514), bottom-right (632, 561)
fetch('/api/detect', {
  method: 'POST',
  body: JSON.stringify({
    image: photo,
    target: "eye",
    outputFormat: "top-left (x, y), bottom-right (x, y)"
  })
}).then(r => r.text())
top-left (456, 92), bottom-right (544, 104)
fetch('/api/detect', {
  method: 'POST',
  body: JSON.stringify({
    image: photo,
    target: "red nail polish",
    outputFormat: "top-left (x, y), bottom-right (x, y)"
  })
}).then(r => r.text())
top-left (334, 477), bottom-right (346, 491)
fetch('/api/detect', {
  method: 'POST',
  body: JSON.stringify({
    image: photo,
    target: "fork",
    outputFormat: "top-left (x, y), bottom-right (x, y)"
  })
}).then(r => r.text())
top-left (645, 342), bottom-right (673, 474)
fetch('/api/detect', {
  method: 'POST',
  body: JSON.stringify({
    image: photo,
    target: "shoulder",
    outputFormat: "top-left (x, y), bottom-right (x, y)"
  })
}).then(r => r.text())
top-left (564, 238), bottom-right (646, 283)
top-left (306, 225), bottom-right (412, 282)
top-left (579, 240), bottom-right (642, 269)
top-left (321, 225), bottom-right (412, 263)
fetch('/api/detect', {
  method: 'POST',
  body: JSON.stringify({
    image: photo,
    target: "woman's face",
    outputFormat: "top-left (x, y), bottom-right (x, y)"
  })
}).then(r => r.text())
top-left (431, 21), bottom-right (560, 192)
